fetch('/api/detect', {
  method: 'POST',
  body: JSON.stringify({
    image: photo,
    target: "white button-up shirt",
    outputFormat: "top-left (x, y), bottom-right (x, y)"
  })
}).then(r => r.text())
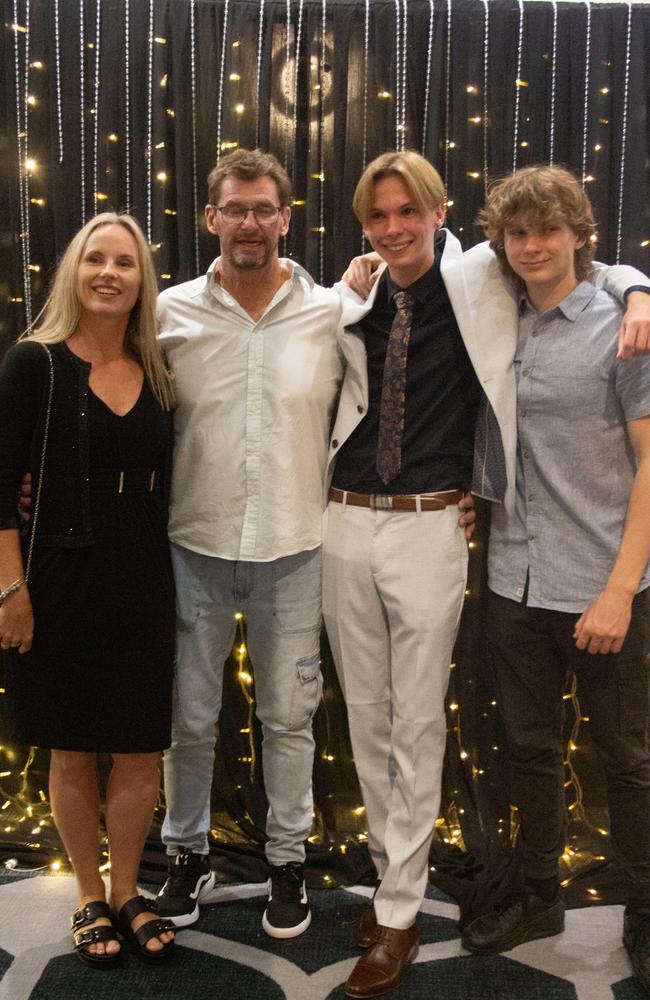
top-left (158, 259), bottom-right (343, 562)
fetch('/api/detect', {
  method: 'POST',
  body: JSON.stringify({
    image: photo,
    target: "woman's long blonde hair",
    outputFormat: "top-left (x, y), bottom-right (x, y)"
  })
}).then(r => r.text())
top-left (26, 212), bottom-right (174, 410)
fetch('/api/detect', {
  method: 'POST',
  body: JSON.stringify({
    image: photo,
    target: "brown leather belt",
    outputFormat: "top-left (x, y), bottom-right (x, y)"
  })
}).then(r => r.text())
top-left (328, 487), bottom-right (464, 512)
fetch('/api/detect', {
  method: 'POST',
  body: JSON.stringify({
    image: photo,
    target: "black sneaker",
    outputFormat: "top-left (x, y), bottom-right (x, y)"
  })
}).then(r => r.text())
top-left (624, 910), bottom-right (650, 991)
top-left (156, 850), bottom-right (215, 927)
top-left (262, 862), bottom-right (312, 939)
top-left (461, 892), bottom-right (565, 955)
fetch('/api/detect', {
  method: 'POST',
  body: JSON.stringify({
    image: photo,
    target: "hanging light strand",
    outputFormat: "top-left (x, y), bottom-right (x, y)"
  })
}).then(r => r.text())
top-left (254, 0), bottom-right (265, 147)
top-left (482, 0), bottom-right (489, 193)
top-left (512, 0), bottom-right (524, 172)
top-left (581, 0), bottom-right (592, 184)
top-left (22, 0), bottom-right (32, 301)
top-left (13, 0), bottom-right (32, 330)
top-left (615, 1), bottom-right (633, 264)
top-left (319, 0), bottom-right (327, 285)
top-left (283, 0), bottom-right (292, 170)
top-left (189, 0), bottom-right (199, 274)
top-left (79, 0), bottom-right (86, 222)
top-left (399, 0), bottom-right (408, 149)
top-left (146, 0), bottom-right (154, 242)
top-left (362, 0), bottom-right (370, 169)
top-left (421, 0), bottom-right (435, 156)
top-left (393, 0), bottom-right (402, 149)
top-left (548, 0), bottom-right (558, 164)
top-left (124, 0), bottom-right (131, 209)
top-left (291, 0), bottom-right (304, 168)
top-left (92, 0), bottom-right (102, 214)
top-left (361, 0), bottom-right (370, 254)
top-left (443, 0), bottom-right (452, 188)
top-left (215, 0), bottom-right (230, 162)
top-left (54, 0), bottom-right (64, 163)
top-left (23, 0), bottom-right (33, 329)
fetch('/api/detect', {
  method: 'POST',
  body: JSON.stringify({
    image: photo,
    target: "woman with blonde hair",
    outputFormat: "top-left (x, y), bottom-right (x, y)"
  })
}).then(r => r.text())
top-left (0, 213), bottom-right (176, 966)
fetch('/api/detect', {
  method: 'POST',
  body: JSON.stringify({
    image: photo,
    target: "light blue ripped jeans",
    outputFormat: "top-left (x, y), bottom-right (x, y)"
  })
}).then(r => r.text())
top-left (162, 543), bottom-right (323, 864)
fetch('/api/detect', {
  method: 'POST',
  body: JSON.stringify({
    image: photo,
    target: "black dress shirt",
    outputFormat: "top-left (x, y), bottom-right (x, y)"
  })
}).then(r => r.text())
top-left (333, 236), bottom-right (482, 494)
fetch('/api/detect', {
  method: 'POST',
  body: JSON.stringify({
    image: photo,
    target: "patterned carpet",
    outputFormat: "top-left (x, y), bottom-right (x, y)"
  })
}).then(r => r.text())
top-left (0, 871), bottom-right (647, 1000)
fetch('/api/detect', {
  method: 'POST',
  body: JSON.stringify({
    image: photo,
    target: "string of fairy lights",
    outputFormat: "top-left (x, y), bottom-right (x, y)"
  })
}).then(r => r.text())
top-left (6, 0), bottom-right (648, 322)
top-left (2, 0), bottom-right (649, 889)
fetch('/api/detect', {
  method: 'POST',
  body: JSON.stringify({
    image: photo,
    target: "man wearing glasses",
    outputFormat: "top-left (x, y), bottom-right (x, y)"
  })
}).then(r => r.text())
top-left (155, 149), bottom-right (344, 938)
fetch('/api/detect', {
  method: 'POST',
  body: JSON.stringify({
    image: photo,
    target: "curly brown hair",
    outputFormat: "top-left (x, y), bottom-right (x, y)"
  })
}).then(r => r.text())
top-left (478, 165), bottom-right (597, 283)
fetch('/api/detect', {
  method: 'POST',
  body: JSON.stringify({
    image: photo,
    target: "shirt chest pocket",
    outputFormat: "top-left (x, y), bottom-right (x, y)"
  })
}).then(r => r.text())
top-left (533, 369), bottom-right (611, 422)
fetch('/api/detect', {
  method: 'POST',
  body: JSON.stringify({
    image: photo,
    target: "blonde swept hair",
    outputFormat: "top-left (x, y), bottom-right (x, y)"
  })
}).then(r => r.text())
top-left (352, 150), bottom-right (446, 226)
top-left (207, 148), bottom-right (293, 207)
top-left (26, 212), bottom-right (174, 410)
top-left (478, 165), bottom-right (597, 283)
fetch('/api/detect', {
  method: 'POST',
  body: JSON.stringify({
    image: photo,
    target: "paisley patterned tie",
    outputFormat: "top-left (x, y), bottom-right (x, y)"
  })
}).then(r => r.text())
top-left (376, 289), bottom-right (414, 485)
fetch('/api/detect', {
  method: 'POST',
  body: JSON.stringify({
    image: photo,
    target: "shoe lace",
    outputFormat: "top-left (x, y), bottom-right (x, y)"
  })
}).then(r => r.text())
top-left (166, 853), bottom-right (204, 894)
top-left (271, 864), bottom-right (304, 904)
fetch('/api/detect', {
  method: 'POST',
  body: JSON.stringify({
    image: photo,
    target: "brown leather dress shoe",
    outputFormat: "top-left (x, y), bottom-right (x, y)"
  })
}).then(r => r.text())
top-left (345, 924), bottom-right (419, 997)
top-left (355, 902), bottom-right (379, 949)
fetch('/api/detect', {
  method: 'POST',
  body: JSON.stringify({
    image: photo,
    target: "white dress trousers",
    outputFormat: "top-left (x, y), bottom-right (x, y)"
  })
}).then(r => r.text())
top-left (322, 499), bottom-right (469, 929)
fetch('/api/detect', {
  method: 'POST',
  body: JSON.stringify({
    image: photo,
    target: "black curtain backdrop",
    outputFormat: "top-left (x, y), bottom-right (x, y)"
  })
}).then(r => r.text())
top-left (0, 0), bottom-right (649, 909)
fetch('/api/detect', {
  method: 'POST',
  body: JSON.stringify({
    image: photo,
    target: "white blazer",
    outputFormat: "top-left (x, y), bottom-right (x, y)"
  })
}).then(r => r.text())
top-left (325, 231), bottom-right (519, 513)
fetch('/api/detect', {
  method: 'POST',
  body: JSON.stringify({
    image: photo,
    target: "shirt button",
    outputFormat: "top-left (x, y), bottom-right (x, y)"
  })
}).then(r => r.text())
top-left (528, 494), bottom-right (535, 502)
top-left (357, 405), bottom-right (364, 414)
top-left (332, 439), bottom-right (339, 448)
top-left (532, 331), bottom-right (539, 338)
top-left (528, 534), bottom-right (535, 541)
top-left (522, 369), bottom-right (530, 377)
top-left (523, 450), bottom-right (530, 459)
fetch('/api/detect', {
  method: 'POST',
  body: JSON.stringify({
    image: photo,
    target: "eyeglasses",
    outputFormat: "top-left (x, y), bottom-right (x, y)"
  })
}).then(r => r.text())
top-left (214, 203), bottom-right (283, 224)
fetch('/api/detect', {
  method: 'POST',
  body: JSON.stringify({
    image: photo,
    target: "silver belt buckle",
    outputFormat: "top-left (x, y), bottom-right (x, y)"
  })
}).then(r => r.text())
top-left (370, 494), bottom-right (393, 510)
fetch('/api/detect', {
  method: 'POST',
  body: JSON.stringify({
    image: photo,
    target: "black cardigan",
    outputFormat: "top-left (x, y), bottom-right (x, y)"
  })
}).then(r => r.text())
top-left (0, 340), bottom-right (171, 547)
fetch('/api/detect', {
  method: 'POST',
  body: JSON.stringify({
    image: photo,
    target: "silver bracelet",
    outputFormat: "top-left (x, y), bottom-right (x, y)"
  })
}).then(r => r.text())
top-left (0, 577), bottom-right (26, 608)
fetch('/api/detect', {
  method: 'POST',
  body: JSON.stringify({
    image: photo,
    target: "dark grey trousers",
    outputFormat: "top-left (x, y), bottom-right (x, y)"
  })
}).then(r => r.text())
top-left (487, 588), bottom-right (650, 902)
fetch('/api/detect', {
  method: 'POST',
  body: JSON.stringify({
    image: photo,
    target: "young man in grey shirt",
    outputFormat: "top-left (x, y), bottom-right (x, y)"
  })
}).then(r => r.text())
top-left (461, 165), bottom-right (650, 994)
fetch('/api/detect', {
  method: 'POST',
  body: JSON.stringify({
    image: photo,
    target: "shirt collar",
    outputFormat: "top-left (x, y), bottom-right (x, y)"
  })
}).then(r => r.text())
top-left (518, 280), bottom-right (598, 323)
top-left (385, 252), bottom-right (440, 306)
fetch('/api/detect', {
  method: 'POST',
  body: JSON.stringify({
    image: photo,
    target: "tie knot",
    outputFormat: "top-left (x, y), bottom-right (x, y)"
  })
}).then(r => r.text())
top-left (393, 290), bottom-right (413, 312)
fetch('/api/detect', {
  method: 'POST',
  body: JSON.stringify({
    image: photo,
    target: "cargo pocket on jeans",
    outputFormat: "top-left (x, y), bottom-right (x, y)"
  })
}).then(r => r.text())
top-left (297, 653), bottom-right (321, 684)
top-left (292, 651), bottom-right (323, 727)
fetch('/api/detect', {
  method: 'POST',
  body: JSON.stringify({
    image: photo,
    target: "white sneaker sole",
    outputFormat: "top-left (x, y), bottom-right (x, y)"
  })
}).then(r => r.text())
top-left (161, 870), bottom-right (216, 928)
top-left (262, 908), bottom-right (312, 939)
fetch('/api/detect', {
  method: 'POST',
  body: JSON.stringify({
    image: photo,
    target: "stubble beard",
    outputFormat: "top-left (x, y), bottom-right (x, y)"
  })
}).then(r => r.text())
top-left (224, 239), bottom-right (277, 271)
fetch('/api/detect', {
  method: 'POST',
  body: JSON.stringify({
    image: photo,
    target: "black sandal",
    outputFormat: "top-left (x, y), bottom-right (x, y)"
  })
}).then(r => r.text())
top-left (71, 900), bottom-right (122, 968)
top-left (117, 895), bottom-right (175, 963)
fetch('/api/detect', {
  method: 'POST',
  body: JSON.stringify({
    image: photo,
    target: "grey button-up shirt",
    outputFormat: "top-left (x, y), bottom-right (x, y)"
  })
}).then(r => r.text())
top-left (489, 281), bottom-right (650, 613)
